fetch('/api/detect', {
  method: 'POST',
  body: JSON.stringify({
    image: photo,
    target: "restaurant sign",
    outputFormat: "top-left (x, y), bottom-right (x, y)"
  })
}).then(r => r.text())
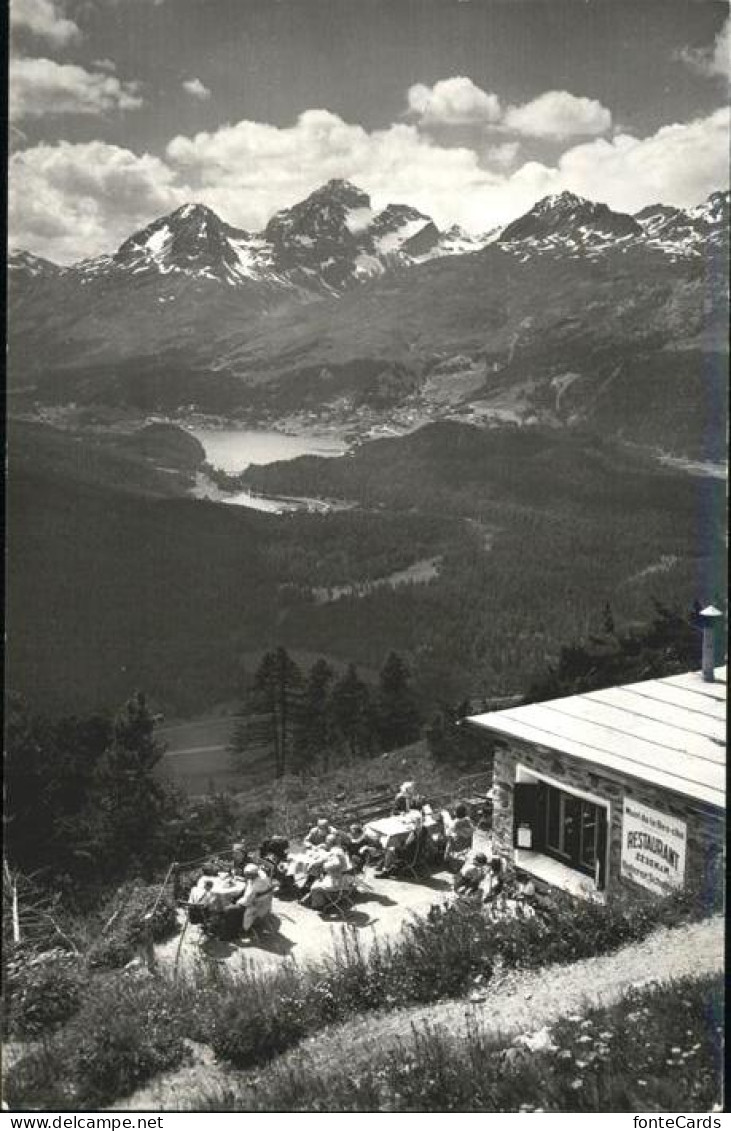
top-left (621, 798), bottom-right (686, 894)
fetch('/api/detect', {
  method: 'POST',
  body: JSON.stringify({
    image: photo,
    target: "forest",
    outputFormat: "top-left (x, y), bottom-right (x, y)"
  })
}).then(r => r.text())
top-left (6, 420), bottom-right (724, 717)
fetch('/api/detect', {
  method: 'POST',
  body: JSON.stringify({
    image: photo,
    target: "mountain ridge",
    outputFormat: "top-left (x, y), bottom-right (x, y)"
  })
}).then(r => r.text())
top-left (7, 181), bottom-right (728, 459)
top-left (10, 182), bottom-right (728, 289)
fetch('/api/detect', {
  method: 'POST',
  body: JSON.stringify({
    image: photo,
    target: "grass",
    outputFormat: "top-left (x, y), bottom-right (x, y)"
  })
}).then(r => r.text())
top-left (4, 877), bottom-right (721, 1110)
top-left (194, 973), bottom-right (724, 1112)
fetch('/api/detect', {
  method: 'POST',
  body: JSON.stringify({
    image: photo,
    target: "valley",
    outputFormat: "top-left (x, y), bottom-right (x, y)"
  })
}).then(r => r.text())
top-left (6, 178), bottom-right (727, 723)
top-left (8, 181), bottom-right (729, 461)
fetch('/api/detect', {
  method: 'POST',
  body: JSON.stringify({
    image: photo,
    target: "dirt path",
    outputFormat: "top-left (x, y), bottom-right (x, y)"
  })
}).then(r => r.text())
top-left (115, 913), bottom-right (723, 1111)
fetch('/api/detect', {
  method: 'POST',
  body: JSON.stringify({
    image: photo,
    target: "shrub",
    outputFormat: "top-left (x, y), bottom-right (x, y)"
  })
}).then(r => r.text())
top-left (87, 882), bottom-right (178, 969)
top-left (192, 972), bottom-right (724, 1112)
top-left (4, 951), bottom-right (85, 1038)
top-left (5, 972), bottom-right (188, 1110)
top-left (3, 1043), bottom-right (78, 1111)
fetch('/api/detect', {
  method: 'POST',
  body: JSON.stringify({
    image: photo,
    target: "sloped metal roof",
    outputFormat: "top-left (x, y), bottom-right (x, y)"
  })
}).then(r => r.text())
top-left (469, 667), bottom-right (726, 809)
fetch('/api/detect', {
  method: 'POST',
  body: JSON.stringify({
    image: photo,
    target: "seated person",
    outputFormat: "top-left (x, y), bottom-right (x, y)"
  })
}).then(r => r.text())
top-left (376, 809), bottom-right (427, 876)
top-left (323, 832), bottom-right (350, 873)
top-left (302, 858), bottom-right (355, 911)
top-left (289, 843), bottom-right (329, 894)
top-left (187, 877), bottom-right (217, 923)
top-left (236, 863), bottom-right (275, 934)
top-left (392, 781), bottom-right (427, 815)
top-left (515, 872), bottom-right (536, 902)
top-left (454, 851), bottom-right (489, 895)
top-left (340, 824), bottom-right (376, 870)
top-left (443, 804), bottom-right (475, 858)
top-left (480, 858), bottom-right (505, 903)
top-left (304, 817), bottom-right (336, 847)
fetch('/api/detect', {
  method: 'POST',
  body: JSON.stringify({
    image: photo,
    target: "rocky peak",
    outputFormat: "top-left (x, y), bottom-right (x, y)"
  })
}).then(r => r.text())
top-left (264, 180), bottom-right (372, 246)
top-left (8, 249), bottom-right (63, 278)
top-left (500, 192), bottom-right (642, 243)
top-left (114, 202), bottom-right (250, 275)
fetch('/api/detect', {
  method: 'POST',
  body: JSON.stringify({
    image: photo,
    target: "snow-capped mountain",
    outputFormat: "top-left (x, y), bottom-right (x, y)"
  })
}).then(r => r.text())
top-left (10, 183), bottom-right (728, 298)
top-left (634, 191), bottom-right (729, 258)
top-left (498, 191), bottom-right (642, 257)
top-left (9, 180), bottom-right (499, 296)
top-left (7, 249), bottom-right (65, 278)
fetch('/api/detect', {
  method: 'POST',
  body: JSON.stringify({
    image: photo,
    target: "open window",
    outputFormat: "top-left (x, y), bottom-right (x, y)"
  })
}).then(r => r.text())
top-left (513, 768), bottom-right (609, 893)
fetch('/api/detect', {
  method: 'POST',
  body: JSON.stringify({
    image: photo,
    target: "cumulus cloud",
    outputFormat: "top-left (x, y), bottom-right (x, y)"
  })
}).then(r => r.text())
top-left (10, 57), bottom-right (144, 120)
top-left (679, 14), bottom-right (730, 82)
top-left (182, 77), bottom-right (211, 101)
top-left (9, 140), bottom-right (184, 263)
top-left (503, 90), bottom-right (611, 139)
top-left (484, 141), bottom-right (521, 169)
top-left (407, 76), bottom-right (501, 126)
top-left (10, 0), bottom-right (81, 47)
top-left (9, 104), bottom-right (729, 262)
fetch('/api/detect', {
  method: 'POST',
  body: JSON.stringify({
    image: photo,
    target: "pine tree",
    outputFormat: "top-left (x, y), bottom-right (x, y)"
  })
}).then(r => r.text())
top-left (93, 691), bottom-right (174, 876)
top-left (233, 648), bottom-right (303, 777)
top-left (331, 663), bottom-right (375, 757)
top-left (377, 651), bottom-right (422, 750)
top-left (296, 658), bottom-right (336, 771)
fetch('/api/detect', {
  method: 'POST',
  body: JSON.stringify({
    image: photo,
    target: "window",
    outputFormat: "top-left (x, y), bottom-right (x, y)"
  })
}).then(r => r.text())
top-left (544, 784), bottom-right (604, 879)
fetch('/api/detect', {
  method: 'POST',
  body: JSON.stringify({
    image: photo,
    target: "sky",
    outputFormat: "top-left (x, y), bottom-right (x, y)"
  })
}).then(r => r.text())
top-left (8, 0), bottom-right (731, 264)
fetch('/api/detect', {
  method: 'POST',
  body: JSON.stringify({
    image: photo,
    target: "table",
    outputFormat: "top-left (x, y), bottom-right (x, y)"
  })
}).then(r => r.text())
top-left (286, 848), bottom-right (328, 881)
top-left (365, 813), bottom-right (438, 850)
top-left (189, 873), bottom-right (246, 906)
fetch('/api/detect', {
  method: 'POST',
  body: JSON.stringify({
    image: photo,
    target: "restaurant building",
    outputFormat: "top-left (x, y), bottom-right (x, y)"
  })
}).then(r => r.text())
top-left (468, 666), bottom-right (726, 899)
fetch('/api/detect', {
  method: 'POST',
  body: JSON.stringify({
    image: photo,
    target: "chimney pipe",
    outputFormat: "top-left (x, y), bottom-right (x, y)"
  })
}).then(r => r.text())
top-left (699, 605), bottom-right (723, 683)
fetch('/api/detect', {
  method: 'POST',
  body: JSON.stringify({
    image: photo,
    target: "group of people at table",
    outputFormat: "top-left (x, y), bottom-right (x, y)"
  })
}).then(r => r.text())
top-left (185, 780), bottom-right (533, 939)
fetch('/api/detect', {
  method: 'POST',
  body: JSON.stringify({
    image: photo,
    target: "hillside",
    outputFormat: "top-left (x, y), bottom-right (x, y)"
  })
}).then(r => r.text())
top-left (6, 419), bottom-right (724, 716)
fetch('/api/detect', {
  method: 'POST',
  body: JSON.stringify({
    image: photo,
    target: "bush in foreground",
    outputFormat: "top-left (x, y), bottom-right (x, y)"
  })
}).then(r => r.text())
top-left (5, 975), bottom-right (187, 1111)
top-left (4, 879), bottom-right (720, 1108)
top-left (196, 972), bottom-right (724, 1112)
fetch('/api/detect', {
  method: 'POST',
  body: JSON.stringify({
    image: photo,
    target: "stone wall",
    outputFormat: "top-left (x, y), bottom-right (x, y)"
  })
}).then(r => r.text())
top-left (491, 738), bottom-right (724, 895)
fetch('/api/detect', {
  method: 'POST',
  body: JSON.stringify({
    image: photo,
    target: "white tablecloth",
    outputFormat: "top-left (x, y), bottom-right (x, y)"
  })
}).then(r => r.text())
top-left (365, 814), bottom-right (437, 849)
top-left (189, 873), bottom-right (246, 905)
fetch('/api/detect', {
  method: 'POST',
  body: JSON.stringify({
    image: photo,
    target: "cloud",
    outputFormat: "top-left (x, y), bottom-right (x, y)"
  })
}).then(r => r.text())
top-left (9, 104), bottom-right (729, 262)
top-left (484, 141), bottom-right (521, 169)
top-left (547, 106), bottom-right (730, 213)
top-left (9, 140), bottom-right (184, 262)
top-left (679, 14), bottom-right (730, 81)
top-left (503, 90), bottom-right (611, 138)
top-left (407, 76), bottom-right (501, 126)
top-left (182, 77), bottom-right (211, 101)
top-left (10, 0), bottom-right (81, 47)
top-left (9, 56), bottom-right (144, 120)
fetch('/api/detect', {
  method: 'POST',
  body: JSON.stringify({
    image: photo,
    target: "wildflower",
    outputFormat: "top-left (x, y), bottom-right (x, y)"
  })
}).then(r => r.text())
top-left (570, 1079), bottom-right (583, 1090)
top-left (577, 1034), bottom-right (592, 1044)
top-left (558, 1049), bottom-right (573, 1060)
top-left (576, 1060), bottom-right (588, 1068)
top-left (671, 1047), bottom-right (681, 1054)
top-left (638, 1080), bottom-right (647, 1087)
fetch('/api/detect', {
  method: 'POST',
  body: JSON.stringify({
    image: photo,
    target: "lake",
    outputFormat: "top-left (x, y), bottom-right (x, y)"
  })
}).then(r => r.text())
top-left (189, 427), bottom-right (347, 475)
top-left (189, 427), bottom-right (347, 511)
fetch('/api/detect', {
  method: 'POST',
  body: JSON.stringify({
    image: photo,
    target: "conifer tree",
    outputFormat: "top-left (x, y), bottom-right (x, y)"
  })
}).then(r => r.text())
top-left (296, 658), bottom-right (336, 771)
top-left (331, 663), bottom-right (375, 757)
top-left (233, 648), bottom-right (303, 777)
top-left (377, 651), bottom-right (422, 749)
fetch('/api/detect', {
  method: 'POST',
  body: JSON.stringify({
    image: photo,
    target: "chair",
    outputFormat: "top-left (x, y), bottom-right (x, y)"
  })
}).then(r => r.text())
top-left (391, 828), bottom-right (430, 881)
top-left (317, 881), bottom-right (358, 918)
